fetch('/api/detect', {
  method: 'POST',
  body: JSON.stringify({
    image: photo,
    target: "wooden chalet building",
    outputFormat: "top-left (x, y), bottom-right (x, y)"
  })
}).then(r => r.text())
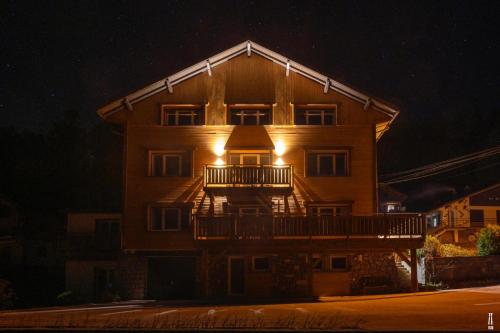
top-left (97, 41), bottom-right (425, 299)
top-left (427, 182), bottom-right (500, 244)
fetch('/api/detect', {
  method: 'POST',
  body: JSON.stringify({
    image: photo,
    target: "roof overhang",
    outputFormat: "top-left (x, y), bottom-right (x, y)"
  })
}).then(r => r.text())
top-left (97, 40), bottom-right (400, 135)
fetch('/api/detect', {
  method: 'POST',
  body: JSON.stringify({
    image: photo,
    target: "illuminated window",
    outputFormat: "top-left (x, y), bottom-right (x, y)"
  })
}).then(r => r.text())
top-left (295, 108), bottom-right (336, 125)
top-left (229, 108), bottom-right (271, 125)
top-left (307, 151), bottom-right (348, 176)
top-left (161, 106), bottom-right (205, 126)
top-left (253, 257), bottom-right (270, 271)
top-left (150, 207), bottom-right (182, 231)
top-left (149, 151), bottom-right (192, 177)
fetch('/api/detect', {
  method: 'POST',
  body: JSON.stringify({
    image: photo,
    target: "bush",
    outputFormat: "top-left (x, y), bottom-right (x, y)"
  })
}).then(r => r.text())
top-left (0, 279), bottom-right (16, 309)
top-left (55, 290), bottom-right (82, 306)
top-left (419, 235), bottom-right (477, 257)
top-left (421, 235), bottom-right (442, 257)
top-left (439, 243), bottom-right (476, 257)
top-left (477, 225), bottom-right (500, 256)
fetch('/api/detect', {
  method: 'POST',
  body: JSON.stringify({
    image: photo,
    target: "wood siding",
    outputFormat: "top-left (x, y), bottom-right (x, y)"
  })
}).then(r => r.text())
top-left (118, 53), bottom-right (392, 250)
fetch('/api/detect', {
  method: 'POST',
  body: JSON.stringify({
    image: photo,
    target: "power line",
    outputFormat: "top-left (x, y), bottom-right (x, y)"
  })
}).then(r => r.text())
top-left (380, 145), bottom-right (500, 184)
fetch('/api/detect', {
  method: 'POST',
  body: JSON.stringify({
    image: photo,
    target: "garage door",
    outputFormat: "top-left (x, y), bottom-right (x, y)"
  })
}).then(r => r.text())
top-left (147, 256), bottom-right (197, 299)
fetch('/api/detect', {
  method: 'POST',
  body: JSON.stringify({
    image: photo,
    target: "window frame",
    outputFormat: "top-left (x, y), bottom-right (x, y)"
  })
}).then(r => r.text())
top-left (252, 256), bottom-right (271, 272)
top-left (306, 149), bottom-right (350, 177)
top-left (470, 209), bottom-right (485, 226)
top-left (309, 205), bottom-right (351, 217)
top-left (329, 256), bottom-right (349, 272)
top-left (160, 104), bottom-right (205, 126)
top-left (294, 104), bottom-right (338, 126)
top-left (148, 206), bottom-right (182, 231)
top-left (227, 104), bottom-right (273, 125)
top-left (148, 150), bottom-right (193, 177)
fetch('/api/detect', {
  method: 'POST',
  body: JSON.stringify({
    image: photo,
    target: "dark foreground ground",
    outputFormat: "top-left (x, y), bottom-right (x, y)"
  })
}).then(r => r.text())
top-left (0, 285), bottom-right (499, 331)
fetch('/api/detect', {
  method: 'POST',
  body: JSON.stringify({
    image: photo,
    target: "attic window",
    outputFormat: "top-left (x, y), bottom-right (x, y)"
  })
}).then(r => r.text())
top-left (294, 105), bottom-right (337, 125)
top-left (228, 105), bottom-right (272, 125)
top-left (161, 105), bottom-right (205, 126)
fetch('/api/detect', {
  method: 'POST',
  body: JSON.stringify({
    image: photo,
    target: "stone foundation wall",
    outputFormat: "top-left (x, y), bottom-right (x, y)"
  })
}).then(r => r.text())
top-left (351, 252), bottom-right (399, 293)
top-left (271, 254), bottom-right (309, 297)
top-left (117, 254), bottom-right (147, 300)
top-left (425, 255), bottom-right (500, 286)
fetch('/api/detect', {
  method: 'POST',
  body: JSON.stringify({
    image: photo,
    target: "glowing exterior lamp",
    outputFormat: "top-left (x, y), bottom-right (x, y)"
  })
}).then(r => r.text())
top-left (215, 158), bottom-right (225, 166)
top-left (275, 140), bottom-right (285, 157)
top-left (214, 140), bottom-right (225, 157)
top-left (274, 157), bottom-right (284, 166)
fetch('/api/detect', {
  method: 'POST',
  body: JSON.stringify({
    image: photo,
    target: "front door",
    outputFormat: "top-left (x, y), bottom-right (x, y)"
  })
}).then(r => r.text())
top-left (229, 257), bottom-right (245, 295)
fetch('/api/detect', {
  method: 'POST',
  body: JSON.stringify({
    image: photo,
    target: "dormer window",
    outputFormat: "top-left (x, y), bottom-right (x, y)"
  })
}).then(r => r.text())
top-left (228, 104), bottom-right (272, 125)
top-left (161, 105), bottom-right (205, 126)
top-left (294, 105), bottom-right (337, 125)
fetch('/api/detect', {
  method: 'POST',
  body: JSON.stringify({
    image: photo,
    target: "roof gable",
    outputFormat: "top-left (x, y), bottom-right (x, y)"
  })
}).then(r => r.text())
top-left (97, 40), bottom-right (399, 123)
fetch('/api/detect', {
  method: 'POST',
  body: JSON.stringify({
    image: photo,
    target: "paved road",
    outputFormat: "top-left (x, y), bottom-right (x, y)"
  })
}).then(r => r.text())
top-left (1, 285), bottom-right (499, 330)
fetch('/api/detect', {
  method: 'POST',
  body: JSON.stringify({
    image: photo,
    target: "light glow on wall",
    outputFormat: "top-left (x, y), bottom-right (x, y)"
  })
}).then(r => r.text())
top-left (214, 140), bottom-right (225, 157)
top-left (274, 157), bottom-right (284, 166)
top-left (215, 157), bottom-right (225, 166)
top-left (275, 140), bottom-right (285, 157)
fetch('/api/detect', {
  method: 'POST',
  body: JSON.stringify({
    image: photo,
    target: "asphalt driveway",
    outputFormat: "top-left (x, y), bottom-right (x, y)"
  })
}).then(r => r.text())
top-left (0, 285), bottom-right (499, 330)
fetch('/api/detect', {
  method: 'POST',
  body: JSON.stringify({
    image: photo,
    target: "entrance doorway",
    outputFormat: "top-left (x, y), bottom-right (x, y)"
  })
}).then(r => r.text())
top-left (228, 257), bottom-right (245, 295)
top-left (147, 257), bottom-right (196, 299)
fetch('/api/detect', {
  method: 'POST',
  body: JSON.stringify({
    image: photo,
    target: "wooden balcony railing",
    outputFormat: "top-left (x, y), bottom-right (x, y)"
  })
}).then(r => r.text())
top-left (194, 214), bottom-right (425, 240)
top-left (204, 165), bottom-right (293, 188)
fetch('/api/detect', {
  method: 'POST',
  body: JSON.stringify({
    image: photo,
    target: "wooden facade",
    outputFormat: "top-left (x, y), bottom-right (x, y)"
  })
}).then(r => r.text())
top-left (97, 41), bottom-right (424, 299)
top-left (427, 183), bottom-right (500, 244)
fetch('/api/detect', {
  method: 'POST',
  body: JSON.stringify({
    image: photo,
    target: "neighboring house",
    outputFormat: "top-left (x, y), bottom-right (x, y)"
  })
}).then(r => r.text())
top-left (65, 212), bottom-right (121, 302)
top-left (426, 182), bottom-right (500, 244)
top-left (96, 40), bottom-right (425, 299)
top-left (379, 184), bottom-right (408, 213)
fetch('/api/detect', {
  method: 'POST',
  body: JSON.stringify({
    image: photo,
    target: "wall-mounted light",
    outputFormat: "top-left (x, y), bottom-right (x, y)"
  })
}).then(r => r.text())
top-left (214, 140), bottom-right (225, 157)
top-left (275, 140), bottom-right (285, 157)
top-left (215, 158), bottom-right (225, 166)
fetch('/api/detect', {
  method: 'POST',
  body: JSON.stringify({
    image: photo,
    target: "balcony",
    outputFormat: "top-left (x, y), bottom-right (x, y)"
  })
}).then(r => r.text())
top-left (194, 214), bottom-right (425, 241)
top-left (203, 165), bottom-right (293, 189)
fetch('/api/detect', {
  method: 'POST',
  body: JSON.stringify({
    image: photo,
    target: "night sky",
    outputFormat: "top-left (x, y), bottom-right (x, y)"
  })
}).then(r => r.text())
top-left (2, 1), bottom-right (499, 191)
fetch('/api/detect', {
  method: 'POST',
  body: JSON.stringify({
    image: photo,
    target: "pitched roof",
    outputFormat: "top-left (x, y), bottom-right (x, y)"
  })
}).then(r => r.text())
top-left (427, 181), bottom-right (500, 212)
top-left (224, 126), bottom-right (275, 150)
top-left (97, 40), bottom-right (399, 124)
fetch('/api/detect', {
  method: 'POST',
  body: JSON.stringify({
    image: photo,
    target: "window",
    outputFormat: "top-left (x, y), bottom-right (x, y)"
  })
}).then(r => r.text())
top-left (253, 257), bottom-right (270, 272)
top-left (470, 209), bottom-right (484, 226)
top-left (229, 108), bottom-right (271, 125)
top-left (150, 207), bottom-right (182, 231)
top-left (95, 219), bottom-right (120, 236)
top-left (161, 105), bottom-right (205, 126)
top-left (307, 151), bottom-right (348, 176)
top-left (149, 151), bottom-right (191, 177)
top-left (312, 255), bottom-right (323, 271)
top-left (330, 256), bottom-right (348, 271)
top-left (310, 206), bottom-right (350, 216)
top-left (295, 107), bottom-right (337, 125)
top-left (229, 153), bottom-right (271, 165)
